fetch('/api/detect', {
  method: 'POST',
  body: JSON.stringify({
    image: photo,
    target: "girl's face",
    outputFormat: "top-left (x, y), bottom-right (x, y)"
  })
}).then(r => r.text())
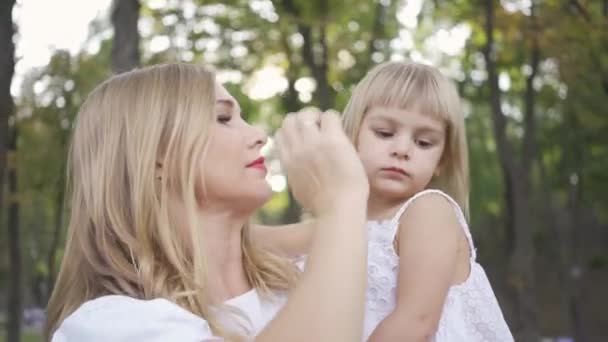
top-left (356, 105), bottom-right (446, 202)
top-left (197, 83), bottom-right (272, 212)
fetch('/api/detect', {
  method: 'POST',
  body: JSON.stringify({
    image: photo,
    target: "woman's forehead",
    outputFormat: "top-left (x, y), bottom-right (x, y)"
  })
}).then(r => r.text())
top-left (214, 82), bottom-right (232, 101)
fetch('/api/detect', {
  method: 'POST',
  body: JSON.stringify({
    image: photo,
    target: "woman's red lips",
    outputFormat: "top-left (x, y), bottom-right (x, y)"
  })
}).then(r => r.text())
top-left (247, 157), bottom-right (266, 170)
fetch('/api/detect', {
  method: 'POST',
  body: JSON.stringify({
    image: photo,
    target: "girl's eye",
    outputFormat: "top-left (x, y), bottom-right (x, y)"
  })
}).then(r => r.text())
top-left (416, 139), bottom-right (433, 148)
top-left (217, 115), bottom-right (232, 124)
top-left (374, 130), bottom-right (394, 138)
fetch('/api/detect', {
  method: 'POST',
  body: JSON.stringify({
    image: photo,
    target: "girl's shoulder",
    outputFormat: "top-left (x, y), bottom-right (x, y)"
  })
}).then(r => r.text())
top-left (393, 189), bottom-right (469, 232)
top-left (394, 189), bottom-right (476, 259)
top-left (398, 189), bottom-right (463, 219)
top-left (368, 189), bottom-right (467, 247)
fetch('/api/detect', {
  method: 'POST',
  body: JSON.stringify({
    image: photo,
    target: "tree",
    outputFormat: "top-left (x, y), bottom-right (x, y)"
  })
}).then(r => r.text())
top-left (16, 36), bottom-right (113, 306)
top-left (481, 1), bottom-right (540, 339)
top-left (0, 0), bottom-right (20, 341)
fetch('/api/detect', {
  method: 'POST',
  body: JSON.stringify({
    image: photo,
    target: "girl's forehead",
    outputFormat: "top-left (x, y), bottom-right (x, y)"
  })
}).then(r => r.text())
top-left (367, 94), bottom-right (450, 123)
top-left (364, 105), bottom-right (447, 130)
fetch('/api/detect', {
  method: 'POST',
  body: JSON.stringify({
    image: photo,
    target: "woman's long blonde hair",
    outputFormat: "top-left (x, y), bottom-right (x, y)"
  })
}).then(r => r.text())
top-left (45, 63), bottom-right (298, 340)
top-left (342, 61), bottom-right (470, 217)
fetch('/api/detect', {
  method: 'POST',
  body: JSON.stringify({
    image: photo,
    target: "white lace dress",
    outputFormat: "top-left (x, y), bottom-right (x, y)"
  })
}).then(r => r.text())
top-left (363, 189), bottom-right (514, 341)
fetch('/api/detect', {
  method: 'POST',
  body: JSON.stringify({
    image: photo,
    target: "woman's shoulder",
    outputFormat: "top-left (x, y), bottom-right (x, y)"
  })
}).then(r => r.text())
top-left (52, 295), bottom-right (218, 342)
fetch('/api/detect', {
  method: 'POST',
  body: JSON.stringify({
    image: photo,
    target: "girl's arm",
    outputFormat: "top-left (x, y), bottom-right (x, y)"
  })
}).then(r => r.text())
top-left (368, 193), bottom-right (465, 341)
top-left (251, 221), bottom-right (315, 258)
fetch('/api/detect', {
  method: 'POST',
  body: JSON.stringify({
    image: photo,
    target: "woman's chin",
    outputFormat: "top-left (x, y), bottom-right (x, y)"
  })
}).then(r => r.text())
top-left (242, 185), bottom-right (274, 211)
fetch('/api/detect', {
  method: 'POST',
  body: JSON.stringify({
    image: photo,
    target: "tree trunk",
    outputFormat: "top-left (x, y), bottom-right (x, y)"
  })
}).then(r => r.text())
top-left (356, 0), bottom-right (388, 82)
top-left (565, 111), bottom-right (588, 342)
top-left (482, 1), bottom-right (539, 340)
top-left (7, 128), bottom-right (21, 342)
top-left (111, 0), bottom-right (141, 74)
top-left (564, 172), bottom-right (587, 342)
top-left (279, 0), bottom-right (335, 110)
top-left (367, 1), bottom-right (386, 65)
top-left (0, 1), bottom-right (18, 341)
top-left (0, 0), bottom-right (15, 224)
top-left (299, 24), bottom-right (334, 110)
top-left (540, 90), bottom-right (589, 340)
top-left (508, 173), bottom-right (538, 342)
top-left (503, 173), bottom-right (515, 255)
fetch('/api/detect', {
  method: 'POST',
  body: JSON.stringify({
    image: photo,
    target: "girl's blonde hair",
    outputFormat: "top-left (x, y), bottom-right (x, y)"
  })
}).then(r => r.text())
top-left (45, 63), bottom-right (298, 340)
top-left (342, 61), bottom-right (470, 217)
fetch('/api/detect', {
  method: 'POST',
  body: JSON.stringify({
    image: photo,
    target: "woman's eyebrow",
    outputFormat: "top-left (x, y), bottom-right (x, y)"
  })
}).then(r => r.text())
top-left (215, 98), bottom-right (242, 114)
top-left (215, 99), bottom-right (235, 108)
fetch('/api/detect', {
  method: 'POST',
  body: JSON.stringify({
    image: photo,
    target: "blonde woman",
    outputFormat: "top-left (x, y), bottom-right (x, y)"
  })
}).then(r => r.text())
top-left (257, 61), bottom-right (513, 341)
top-left (46, 63), bottom-right (369, 341)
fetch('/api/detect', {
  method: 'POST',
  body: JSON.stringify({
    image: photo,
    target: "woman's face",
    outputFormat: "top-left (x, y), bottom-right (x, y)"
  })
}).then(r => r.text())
top-left (198, 83), bottom-right (272, 212)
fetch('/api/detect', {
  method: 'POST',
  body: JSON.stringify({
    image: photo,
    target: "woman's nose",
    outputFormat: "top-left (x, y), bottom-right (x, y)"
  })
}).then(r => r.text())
top-left (249, 125), bottom-right (268, 149)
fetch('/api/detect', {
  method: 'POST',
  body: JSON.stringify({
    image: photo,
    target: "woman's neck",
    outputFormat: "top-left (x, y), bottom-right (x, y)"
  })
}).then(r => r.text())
top-left (199, 209), bottom-right (252, 303)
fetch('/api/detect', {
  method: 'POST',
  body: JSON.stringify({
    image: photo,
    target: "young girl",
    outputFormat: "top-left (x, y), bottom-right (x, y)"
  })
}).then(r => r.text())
top-left (257, 61), bottom-right (514, 341)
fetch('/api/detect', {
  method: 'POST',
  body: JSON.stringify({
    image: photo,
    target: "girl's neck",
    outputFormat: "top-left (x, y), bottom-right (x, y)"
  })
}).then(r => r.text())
top-left (366, 192), bottom-right (411, 222)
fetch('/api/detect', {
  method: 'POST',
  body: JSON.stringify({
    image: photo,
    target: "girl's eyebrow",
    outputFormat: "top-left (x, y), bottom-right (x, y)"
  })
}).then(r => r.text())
top-left (416, 125), bottom-right (444, 135)
top-left (368, 114), bottom-right (401, 126)
top-left (369, 114), bottom-right (444, 134)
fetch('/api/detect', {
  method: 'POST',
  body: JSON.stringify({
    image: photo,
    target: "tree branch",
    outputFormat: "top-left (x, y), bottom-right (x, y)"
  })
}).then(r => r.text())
top-left (567, 0), bottom-right (591, 22)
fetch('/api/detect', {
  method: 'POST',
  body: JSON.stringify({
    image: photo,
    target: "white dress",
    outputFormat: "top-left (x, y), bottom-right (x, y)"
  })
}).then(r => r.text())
top-left (363, 189), bottom-right (514, 341)
top-left (52, 288), bottom-right (286, 341)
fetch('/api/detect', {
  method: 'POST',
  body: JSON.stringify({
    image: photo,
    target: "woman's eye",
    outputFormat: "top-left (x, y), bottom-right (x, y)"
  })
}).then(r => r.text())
top-left (217, 115), bottom-right (232, 124)
top-left (374, 130), bottom-right (393, 138)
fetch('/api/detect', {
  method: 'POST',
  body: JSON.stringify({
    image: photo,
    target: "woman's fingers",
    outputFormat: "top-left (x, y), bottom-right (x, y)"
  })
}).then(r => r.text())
top-left (319, 110), bottom-right (343, 135)
top-left (295, 111), bottom-right (321, 138)
top-left (274, 129), bottom-right (290, 171)
top-left (279, 112), bottom-right (298, 151)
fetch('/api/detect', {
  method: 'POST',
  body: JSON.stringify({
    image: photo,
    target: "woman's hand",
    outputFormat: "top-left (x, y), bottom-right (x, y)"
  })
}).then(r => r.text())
top-left (275, 110), bottom-right (368, 217)
top-left (259, 110), bottom-right (369, 342)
